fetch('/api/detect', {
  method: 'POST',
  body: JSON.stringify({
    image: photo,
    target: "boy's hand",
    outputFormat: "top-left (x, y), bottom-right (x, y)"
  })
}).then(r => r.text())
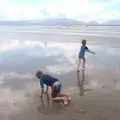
top-left (88, 49), bottom-right (95, 55)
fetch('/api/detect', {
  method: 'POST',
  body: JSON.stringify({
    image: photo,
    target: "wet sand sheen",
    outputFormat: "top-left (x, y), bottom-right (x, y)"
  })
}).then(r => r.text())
top-left (0, 26), bottom-right (120, 120)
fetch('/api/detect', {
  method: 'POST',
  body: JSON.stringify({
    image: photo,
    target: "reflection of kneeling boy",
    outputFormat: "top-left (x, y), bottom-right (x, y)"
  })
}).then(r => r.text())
top-left (36, 71), bottom-right (71, 105)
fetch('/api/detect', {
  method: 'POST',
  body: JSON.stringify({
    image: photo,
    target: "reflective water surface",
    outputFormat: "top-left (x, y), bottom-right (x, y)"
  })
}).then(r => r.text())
top-left (0, 26), bottom-right (120, 120)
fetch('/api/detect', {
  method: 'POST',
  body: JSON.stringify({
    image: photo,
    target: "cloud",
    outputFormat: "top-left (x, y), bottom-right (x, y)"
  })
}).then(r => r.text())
top-left (0, 0), bottom-right (43, 21)
top-left (0, 0), bottom-right (120, 22)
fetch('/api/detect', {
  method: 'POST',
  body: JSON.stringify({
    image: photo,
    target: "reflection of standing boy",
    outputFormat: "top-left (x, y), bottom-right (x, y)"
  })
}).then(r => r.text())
top-left (77, 40), bottom-right (95, 71)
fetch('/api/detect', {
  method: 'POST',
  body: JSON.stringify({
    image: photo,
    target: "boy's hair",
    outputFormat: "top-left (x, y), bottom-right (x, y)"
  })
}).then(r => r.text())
top-left (82, 40), bottom-right (86, 45)
top-left (36, 70), bottom-right (43, 78)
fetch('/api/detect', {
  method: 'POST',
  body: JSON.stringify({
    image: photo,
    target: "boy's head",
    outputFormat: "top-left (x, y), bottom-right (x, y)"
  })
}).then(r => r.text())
top-left (82, 40), bottom-right (87, 46)
top-left (36, 70), bottom-right (43, 78)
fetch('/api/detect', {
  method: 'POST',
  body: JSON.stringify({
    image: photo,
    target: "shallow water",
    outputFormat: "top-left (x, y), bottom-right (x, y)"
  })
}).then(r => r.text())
top-left (0, 26), bottom-right (120, 120)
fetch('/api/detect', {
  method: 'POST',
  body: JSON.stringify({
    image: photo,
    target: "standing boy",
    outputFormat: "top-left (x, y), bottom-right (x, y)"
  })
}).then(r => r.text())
top-left (77, 40), bottom-right (95, 71)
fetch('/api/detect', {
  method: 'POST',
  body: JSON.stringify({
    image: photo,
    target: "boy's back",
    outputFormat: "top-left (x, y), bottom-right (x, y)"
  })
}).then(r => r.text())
top-left (40, 74), bottom-right (58, 87)
top-left (79, 45), bottom-right (88, 57)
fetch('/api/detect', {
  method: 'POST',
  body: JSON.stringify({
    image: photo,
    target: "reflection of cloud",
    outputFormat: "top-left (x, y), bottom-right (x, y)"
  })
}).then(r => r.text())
top-left (0, 71), bottom-right (37, 117)
top-left (0, 40), bottom-right (79, 65)
top-left (0, 72), bottom-right (32, 82)
top-left (0, 41), bottom-right (68, 73)
top-left (48, 42), bottom-right (80, 63)
top-left (0, 84), bottom-right (37, 118)
top-left (0, 40), bottom-right (19, 52)
top-left (0, 40), bottom-right (43, 52)
top-left (46, 63), bottom-right (75, 74)
top-left (0, 88), bottom-right (25, 105)
top-left (0, 72), bottom-right (33, 90)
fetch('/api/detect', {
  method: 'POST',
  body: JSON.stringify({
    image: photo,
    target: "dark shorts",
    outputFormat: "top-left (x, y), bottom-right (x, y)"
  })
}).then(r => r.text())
top-left (79, 56), bottom-right (85, 61)
top-left (79, 56), bottom-right (84, 58)
top-left (51, 81), bottom-right (61, 98)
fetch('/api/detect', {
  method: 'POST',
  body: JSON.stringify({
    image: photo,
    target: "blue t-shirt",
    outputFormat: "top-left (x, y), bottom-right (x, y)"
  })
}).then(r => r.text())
top-left (79, 45), bottom-right (88, 57)
top-left (39, 74), bottom-right (58, 88)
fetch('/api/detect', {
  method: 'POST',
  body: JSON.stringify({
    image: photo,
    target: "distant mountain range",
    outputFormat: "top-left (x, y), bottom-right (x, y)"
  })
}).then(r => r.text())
top-left (0, 19), bottom-right (120, 26)
top-left (0, 19), bottom-right (85, 26)
top-left (102, 20), bottom-right (120, 25)
top-left (37, 18), bottom-right (85, 26)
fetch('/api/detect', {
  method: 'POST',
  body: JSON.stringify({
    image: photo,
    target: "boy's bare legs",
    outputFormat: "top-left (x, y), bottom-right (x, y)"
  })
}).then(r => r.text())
top-left (77, 57), bottom-right (81, 72)
top-left (51, 94), bottom-right (71, 105)
top-left (77, 57), bottom-right (86, 71)
top-left (82, 57), bottom-right (86, 69)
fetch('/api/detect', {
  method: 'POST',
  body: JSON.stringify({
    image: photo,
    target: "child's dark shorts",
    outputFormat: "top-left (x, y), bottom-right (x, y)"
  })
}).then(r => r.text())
top-left (79, 56), bottom-right (84, 59)
top-left (52, 81), bottom-right (61, 98)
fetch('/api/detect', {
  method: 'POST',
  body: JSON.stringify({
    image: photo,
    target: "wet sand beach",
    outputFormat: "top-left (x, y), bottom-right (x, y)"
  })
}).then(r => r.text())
top-left (0, 26), bottom-right (120, 120)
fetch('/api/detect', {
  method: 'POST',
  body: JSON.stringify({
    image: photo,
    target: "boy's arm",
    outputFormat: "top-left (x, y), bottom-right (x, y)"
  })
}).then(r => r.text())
top-left (88, 49), bottom-right (95, 55)
top-left (40, 79), bottom-right (44, 98)
top-left (40, 87), bottom-right (44, 98)
top-left (45, 85), bottom-right (49, 93)
top-left (86, 47), bottom-right (95, 55)
top-left (41, 86), bottom-right (49, 99)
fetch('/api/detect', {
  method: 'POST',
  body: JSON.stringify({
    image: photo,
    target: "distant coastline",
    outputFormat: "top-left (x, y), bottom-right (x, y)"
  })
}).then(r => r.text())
top-left (0, 19), bottom-right (120, 26)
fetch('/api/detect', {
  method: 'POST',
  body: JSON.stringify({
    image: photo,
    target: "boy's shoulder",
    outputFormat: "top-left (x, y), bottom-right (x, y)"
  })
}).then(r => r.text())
top-left (43, 74), bottom-right (53, 78)
top-left (85, 45), bottom-right (88, 49)
top-left (81, 45), bottom-right (88, 48)
top-left (40, 74), bottom-right (48, 79)
top-left (43, 74), bottom-right (49, 77)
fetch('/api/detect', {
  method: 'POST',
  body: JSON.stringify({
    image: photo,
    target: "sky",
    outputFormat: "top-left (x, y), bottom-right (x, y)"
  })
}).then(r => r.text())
top-left (0, 0), bottom-right (120, 23)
